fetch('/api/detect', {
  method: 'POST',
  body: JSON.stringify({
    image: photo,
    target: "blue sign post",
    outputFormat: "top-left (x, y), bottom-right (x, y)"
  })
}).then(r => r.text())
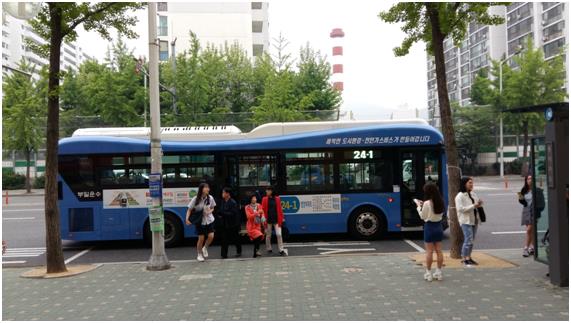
top-left (148, 173), bottom-right (164, 232)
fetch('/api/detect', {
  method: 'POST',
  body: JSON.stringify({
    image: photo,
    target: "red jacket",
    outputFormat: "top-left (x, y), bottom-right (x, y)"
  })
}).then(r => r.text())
top-left (262, 195), bottom-right (284, 225)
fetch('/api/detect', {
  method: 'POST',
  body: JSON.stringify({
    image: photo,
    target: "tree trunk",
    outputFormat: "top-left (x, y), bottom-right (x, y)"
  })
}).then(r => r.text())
top-left (44, 3), bottom-right (67, 274)
top-left (25, 149), bottom-right (31, 193)
top-left (426, 3), bottom-right (463, 259)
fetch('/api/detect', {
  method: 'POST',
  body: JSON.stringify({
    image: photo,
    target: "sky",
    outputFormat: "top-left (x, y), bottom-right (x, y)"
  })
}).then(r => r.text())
top-left (76, 0), bottom-right (428, 121)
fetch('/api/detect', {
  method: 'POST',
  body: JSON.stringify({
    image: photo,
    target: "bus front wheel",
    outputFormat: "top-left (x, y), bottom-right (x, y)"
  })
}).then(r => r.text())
top-left (143, 213), bottom-right (184, 248)
top-left (348, 207), bottom-right (386, 240)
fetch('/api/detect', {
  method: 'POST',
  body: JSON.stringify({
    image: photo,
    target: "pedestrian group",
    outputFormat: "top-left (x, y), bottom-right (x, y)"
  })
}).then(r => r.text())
top-left (186, 183), bottom-right (288, 262)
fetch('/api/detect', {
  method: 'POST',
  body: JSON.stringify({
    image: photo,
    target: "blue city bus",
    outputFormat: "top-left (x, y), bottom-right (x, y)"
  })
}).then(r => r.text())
top-left (58, 121), bottom-right (448, 247)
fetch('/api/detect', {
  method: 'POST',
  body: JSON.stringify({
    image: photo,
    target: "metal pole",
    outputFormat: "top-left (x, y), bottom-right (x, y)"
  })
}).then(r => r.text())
top-left (170, 37), bottom-right (177, 114)
top-left (147, 2), bottom-right (170, 271)
top-left (499, 62), bottom-right (504, 178)
top-left (144, 72), bottom-right (148, 127)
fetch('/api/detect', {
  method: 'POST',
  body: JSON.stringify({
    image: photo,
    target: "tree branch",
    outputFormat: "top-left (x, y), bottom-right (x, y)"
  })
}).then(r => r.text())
top-left (63, 2), bottom-right (117, 37)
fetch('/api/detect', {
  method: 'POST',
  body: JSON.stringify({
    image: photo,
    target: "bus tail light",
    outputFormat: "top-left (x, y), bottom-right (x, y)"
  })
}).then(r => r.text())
top-left (388, 197), bottom-right (394, 203)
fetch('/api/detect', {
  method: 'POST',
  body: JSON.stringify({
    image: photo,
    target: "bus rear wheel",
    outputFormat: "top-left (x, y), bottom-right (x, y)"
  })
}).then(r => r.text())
top-left (348, 207), bottom-right (385, 240)
top-left (143, 213), bottom-right (184, 248)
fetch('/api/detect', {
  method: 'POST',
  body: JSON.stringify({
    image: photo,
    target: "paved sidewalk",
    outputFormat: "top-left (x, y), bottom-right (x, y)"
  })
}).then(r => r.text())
top-left (2, 249), bottom-right (568, 321)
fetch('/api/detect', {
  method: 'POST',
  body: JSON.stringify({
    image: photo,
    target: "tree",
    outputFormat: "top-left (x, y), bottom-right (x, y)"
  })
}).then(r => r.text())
top-left (379, 3), bottom-right (505, 258)
top-left (503, 37), bottom-right (567, 159)
top-left (29, 2), bottom-right (145, 274)
top-left (2, 60), bottom-right (44, 193)
top-left (453, 104), bottom-right (496, 173)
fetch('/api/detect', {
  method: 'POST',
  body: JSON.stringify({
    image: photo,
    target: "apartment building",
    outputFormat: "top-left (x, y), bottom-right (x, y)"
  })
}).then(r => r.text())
top-left (2, 14), bottom-right (95, 80)
top-left (427, 3), bottom-right (568, 128)
top-left (156, 2), bottom-right (270, 60)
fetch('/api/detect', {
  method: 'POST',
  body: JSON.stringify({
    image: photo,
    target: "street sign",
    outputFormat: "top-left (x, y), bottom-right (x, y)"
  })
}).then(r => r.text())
top-left (149, 206), bottom-right (164, 232)
top-left (149, 173), bottom-right (162, 199)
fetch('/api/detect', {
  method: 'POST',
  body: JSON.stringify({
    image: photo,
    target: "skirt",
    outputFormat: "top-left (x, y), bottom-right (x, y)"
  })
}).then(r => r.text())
top-left (521, 206), bottom-right (533, 226)
top-left (424, 221), bottom-right (443, 243)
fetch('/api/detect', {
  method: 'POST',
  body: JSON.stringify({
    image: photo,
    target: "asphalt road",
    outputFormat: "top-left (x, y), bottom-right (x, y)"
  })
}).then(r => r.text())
top-left (2, 176), bottom-right (529, 268)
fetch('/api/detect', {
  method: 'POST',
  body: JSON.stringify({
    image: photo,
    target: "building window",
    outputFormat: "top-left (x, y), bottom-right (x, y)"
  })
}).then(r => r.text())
top-left (159, 40), bottom-right (169, 61)
top-left (2, 42), bottom-right (8, 49)
top-left (252, 20), bottom-right (263, 33)
top-left (470, 27), bottom-right (488, 44)
top-left (543, 20), bottom-right (565, 42)
top-left (2, 31), bottom-right (8, 37)
top-left (508, 34), bottom-right (532, 55)
top-left (2, 53), bottom-right (9, 61)
top-left (507, 3), bottom-right (532, 27)
top-left (253, 44), bottom-right (264, 57)
top-left (507, 17), bottom-right (533, 41)
top-left (544, 37), bottom-right (565, 59)
top-left (542, 4), bottom-right (564, 27)
top-left (507, 2), bottom-right (526, 13)
top-left (469, 42), bottom-right (487, 58)
top-left (542, 2), bottom-right (559, 11)
top-left (158, 2), bottom-right (168, 11)
top-left (158, 16), bottom-right (168, 36)
top-left (461, 87), bottom-right (471, 100)
top-left (251, 2), bottom-right (262, 9)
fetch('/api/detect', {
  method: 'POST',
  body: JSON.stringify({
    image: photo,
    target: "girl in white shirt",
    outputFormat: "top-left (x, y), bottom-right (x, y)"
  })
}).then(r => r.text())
top-left (186, 183), bottom-right (216, 262)
top-left (415, 182), bottom-right (445, 281)
top-left (455, 177), bottom-right (483, 267)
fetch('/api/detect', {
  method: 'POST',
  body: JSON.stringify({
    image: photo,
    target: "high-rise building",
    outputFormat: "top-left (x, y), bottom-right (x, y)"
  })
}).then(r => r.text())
top-left (427, 3), bottom-right (568, 128)
top-left (156, 2), bottom-right (269, 60)
top-left (2, 14), bottom-right (95, 80)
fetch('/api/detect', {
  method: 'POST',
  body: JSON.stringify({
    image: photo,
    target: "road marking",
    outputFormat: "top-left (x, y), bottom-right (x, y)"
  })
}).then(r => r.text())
top-left (317, 248), bottom-right (376, 255)
top-left (403, 239), bottom-right (425, 252)
top-left (3, 217), bottom-right (35, 220)
top-left (3, 209), bottom-right (44, 212)
top-left (491, 231), bottom-right (526, 235)
top-left (285, 241), bottom-right (370, 248)
top-left (2, 260), bottom-right (26, 264)
top-left (64, 247), bottom-right (93, 265)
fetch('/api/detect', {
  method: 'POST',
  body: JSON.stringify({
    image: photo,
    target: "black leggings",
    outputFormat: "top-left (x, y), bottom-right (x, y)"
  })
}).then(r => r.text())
top-left (253, 236), bottom-right (264, 255)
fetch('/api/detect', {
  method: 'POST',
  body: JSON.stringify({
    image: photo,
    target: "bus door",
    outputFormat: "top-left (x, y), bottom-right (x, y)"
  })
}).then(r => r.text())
top-left (399, 149), bottom-right (441, 228)
top-left (225, 154), bottom-right (278, 206)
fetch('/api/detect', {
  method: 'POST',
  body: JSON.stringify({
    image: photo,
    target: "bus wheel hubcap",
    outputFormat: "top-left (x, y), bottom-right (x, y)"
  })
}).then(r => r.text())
top-left (164, 221), bottom-right (175, 242)
top-left (356, 212), bottom-right (378, 236)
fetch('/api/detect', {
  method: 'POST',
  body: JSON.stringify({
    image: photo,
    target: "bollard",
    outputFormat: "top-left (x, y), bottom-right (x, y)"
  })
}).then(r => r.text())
top-left (504, 176), bottom-right (508, 189)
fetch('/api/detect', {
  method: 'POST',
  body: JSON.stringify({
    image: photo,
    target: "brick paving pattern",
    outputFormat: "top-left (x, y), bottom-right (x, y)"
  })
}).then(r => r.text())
top-left (2, 250), bottom-right (568, 321)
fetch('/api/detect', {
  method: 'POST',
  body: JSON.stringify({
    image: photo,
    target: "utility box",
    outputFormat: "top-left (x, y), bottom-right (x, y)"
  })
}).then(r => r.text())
top-left (524, 103), bottom-right (569, 287)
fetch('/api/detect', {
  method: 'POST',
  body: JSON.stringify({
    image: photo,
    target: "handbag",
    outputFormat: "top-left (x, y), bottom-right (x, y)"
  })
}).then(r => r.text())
top-left (189, 196), bottom-right (210, 224)
top-left (477, 207), bottom-right (486, 223)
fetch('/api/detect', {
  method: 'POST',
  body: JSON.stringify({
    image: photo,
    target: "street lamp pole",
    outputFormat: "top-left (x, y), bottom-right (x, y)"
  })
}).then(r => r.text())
top-left (499, 60), bottom-right (504, 178)
top-left (147, 2), bottom-right (170, 271)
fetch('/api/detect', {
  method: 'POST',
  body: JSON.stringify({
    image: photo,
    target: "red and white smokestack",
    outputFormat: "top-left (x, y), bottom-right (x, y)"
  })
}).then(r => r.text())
top-left (330, 28), bottom-right (345, 92)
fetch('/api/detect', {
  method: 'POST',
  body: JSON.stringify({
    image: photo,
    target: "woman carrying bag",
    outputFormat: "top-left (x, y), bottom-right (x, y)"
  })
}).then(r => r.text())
top-left (185, 183), bottom-right (216, 262)
top-left (245, 195), bottom-right (265, 258)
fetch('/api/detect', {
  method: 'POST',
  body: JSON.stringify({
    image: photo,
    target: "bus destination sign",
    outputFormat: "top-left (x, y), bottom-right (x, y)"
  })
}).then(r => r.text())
top-left (325, 135), bottom-right (431, 145)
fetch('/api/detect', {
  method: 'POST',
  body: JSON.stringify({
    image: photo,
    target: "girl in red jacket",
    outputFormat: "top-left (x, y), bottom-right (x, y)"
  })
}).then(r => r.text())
top-left (262, 186), bottom-right (288, 256)
top-left (245, 195), bottom-right (265, 258)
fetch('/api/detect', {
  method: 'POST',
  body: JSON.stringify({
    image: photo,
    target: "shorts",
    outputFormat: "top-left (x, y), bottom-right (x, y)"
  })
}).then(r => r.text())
top-left (195, 223), bottom-right (215, 236)
top-left (423, 221), bottom-right (443, 243)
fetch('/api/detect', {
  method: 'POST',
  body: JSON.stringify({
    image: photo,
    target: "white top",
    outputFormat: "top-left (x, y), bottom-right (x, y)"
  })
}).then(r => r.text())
top-left (455, 191), bottom-right (480, 225)
top-left (416, 200), bottom-right (443, 222)
top-left (188, 195), bottom-right (217, 225)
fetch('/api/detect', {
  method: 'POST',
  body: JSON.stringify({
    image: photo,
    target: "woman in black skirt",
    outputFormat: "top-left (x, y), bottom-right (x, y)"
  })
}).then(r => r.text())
top-left (414, 182), bottom-right (445, 282)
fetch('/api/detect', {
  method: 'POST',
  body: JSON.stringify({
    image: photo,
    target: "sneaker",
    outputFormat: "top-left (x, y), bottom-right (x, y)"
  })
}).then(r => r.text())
top-left (468, 258), bottom-right (479, 266)
top-left (522, 248), bottom-right (530, 258)
top-left (528, 247), bottom-right (535, 255)
top-left (433, 270), bottom-right (443, 281)
top-left (202, 246), bottom-right (209, 258)
top-left (424, 272), bottom-right (433, 282)
top-left (462, 260), bottom-right (473, 268)
top-left (197, 254), bottom-right (205, 262)
top-left (266, 249), bottom-right (273, 254)
top-left (279, 249), bottom-right (288, 257)
top-left (255, 251), bottom-right (262, 257)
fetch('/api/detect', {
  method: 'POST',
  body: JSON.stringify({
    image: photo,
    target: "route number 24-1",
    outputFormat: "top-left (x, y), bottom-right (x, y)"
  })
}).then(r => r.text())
top-left (353, 150), bottom-right (374, 159)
